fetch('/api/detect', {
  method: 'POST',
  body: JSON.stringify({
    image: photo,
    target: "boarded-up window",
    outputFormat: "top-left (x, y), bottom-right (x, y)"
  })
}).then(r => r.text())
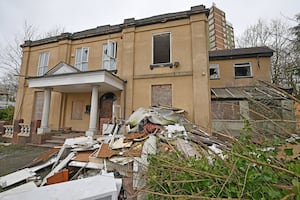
top-left (151, 84), bottom-right (172, 107)
top-left (33, 91), bottom-right (44, 120)
top-left (211, 101), bottom-right (240, 120)
top-left (71, 101), bottom-right (83, 120)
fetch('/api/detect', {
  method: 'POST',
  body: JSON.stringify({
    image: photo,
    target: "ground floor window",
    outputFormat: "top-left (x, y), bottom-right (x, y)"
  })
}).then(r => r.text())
top-left (151, 84), bottom-right (172, 107)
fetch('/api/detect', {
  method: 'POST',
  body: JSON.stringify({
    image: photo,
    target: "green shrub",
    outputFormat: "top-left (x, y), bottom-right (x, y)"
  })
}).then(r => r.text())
top-left (145, 135), bottom-right (300, 199)
top-left (0, 106), bottom-right (14, 123)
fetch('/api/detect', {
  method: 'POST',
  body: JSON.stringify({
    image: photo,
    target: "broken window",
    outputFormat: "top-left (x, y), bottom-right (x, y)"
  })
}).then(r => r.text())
top-left (102, 41), bottom-right (117, 71)
top-left (209, 64), bottom-right (220, 79)
top-left (75, 47), bottom-right (89, 71)
top-left (153, 33), bottom-right (171, 64)
top-left (234, 62), bottom-right (252, 78)
top-left (37, 52), bottom-right (50, 76)
top-left (151, 84), bottom-right (172, 107)
top-left (249, 99), bottom-right (283, 120)
top-left (71, 101), bottom-right (83, 120)
top-left (211, 101), bottom-right (240, 120)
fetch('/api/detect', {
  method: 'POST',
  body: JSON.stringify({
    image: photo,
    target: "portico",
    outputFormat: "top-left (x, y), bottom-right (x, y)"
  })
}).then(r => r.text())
top-left (26, 62), bottom-right (125, 136)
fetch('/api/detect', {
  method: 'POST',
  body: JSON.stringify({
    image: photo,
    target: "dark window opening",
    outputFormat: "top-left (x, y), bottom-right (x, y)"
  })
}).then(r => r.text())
top-left (234, 63), bottom-right (251, 77)
top-left (153, 33), bottom-right (170, 64)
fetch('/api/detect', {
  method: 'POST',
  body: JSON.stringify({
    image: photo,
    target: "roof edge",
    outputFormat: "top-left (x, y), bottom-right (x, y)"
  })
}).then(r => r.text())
top-left (21, 5), bottom-right (209, 48)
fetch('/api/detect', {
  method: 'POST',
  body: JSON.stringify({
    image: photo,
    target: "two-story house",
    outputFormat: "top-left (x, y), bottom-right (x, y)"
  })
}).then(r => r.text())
top-left (13, 5), bottom-right (211, 137)
top-left (209, 47), bottom-right (296, 135)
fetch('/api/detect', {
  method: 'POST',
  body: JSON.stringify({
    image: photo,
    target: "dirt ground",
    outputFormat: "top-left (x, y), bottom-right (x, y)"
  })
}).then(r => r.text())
top-left (0, 144), bottom-right (49, 177)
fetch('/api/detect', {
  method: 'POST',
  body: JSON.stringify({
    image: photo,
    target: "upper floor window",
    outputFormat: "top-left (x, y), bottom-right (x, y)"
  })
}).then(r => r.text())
top-left (234, 62), bottom-right (252, 78)
top-left (209, 64), bottom-right (220, 79)
top-left (37, 52), bottom-right (49, 76)
top-left (75, 47), bottom-right (89, 71)
top-left (102, 40), bottom-right (117, 71)
top-left (153, 32), bottom-right (171, 64)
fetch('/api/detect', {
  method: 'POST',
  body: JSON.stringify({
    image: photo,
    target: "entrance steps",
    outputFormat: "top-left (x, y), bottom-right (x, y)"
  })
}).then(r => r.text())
top-left (29, 132), bottom-right (86, 148)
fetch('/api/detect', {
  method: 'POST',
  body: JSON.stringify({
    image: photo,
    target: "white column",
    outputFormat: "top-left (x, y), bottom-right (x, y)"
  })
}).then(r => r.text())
top-left (86, 85), bottom-right (99, 136)
top-left (37, 88), bottom-right (52, 134)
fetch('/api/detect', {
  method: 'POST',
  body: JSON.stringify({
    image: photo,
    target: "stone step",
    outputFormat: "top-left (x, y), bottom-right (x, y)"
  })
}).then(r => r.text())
top-left (44, 139), bottom-right (64, 144)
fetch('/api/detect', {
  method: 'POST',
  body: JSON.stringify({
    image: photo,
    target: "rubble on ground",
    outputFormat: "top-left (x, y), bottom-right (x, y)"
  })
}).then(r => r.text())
top-left (0, 106), bottom-right (299, 199)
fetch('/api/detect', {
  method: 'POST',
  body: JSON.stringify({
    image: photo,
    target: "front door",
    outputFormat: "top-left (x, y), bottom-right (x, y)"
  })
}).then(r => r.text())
top-left (99, 93), bottom-right (116, 132)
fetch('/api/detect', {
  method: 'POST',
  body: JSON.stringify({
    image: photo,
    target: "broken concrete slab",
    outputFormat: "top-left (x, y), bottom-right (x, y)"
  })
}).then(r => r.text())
top-left (0, 174), bottom-right (122, 200)
top-left (68, 161), bottom-right (104, 169)
top-left (0, 168), bottom-right (36, 188)
top-left (175, 138), bottom-right (201, 159)
top-left (0, 182), bottom-right (37, 198)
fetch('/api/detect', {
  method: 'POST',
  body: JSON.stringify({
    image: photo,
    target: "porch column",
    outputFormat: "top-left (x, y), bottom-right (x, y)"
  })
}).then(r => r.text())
top-left (86, 85), bottom-right (99, 136)
top-left (37, 88), bottom-right (52, 134)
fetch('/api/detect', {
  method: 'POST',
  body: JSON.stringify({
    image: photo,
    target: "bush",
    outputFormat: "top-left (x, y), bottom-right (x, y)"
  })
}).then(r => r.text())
top-left (145, 135), bottom-right (300, 199)
top-left (0, 106), bottom-right (14, 123)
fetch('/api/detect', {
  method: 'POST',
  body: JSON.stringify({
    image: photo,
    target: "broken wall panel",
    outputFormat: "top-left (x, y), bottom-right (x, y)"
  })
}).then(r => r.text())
top-left (211, 101), bottom-right (240, 120)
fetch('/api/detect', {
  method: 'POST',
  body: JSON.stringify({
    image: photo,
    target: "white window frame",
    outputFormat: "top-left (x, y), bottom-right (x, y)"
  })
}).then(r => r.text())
top-left (234, 62), bottom-right (252, 78)
top-left (102, 40), bottom-right (117, 71)
top-left (209, 64), bottom-right (220, 79)
top-left (152, 32), bottom-right (171, 65)
top-left (75, 47), bottom-right (89, 71)
top-left (37, 52), bottom-right (50, 76)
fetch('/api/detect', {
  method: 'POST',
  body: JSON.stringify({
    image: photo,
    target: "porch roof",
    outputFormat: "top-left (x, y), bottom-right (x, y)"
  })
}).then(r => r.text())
top-left (26, 63), bottom-right (125, 93)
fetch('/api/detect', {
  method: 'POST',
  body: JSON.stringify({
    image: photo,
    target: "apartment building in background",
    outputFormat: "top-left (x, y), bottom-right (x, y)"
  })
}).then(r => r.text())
top-left (208, 4), bottom-right (235, 50)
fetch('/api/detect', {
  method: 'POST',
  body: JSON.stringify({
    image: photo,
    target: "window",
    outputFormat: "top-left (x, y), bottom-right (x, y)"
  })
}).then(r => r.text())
top-left (209, 64), bottom-right (220, 79)
top-left (75, 47), bottom-right (89, 71)
top-left (234, 62), bottom-right (252, 78)
top-left (102, 40), bottom-right (117, 71)
top-left (151, 84), bottom-right (172, 107)
top-left (37, 52), bottom-right (49, 76)
top-left (153, 33), bottom-right (171, 64)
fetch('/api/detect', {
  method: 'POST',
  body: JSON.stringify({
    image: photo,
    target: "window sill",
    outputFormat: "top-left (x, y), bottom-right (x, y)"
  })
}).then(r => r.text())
top-left (234, 76), bottom-right (253, 79)
top-left (150, 63), bottom-right (173, 70)
top-left (210, 77), bottom-right (220, 80)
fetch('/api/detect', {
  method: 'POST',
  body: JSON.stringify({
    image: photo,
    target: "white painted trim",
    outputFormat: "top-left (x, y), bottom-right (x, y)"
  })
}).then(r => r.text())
top-left (27, 71), bottom-right (124, 91)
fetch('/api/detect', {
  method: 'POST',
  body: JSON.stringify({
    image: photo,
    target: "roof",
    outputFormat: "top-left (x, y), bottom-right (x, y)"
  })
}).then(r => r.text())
top-left (21, 5), bottom-right (209, 48)
top-left (211, 86), bottom-right (288, 100)
top-left (209, 46), bottom-right (274, 60)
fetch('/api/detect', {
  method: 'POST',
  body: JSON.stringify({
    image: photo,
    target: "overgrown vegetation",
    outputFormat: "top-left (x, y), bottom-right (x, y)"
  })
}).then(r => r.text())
top-left (0, 106), bottom-right (14, 123)
top-left (145, 134), bottom-right (300, 199)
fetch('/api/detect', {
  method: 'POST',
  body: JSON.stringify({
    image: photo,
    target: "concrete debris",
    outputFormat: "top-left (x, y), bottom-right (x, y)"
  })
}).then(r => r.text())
top-left (1, 173), bottom-right (121, 200)
top-left (0, 107), bottom-right (232, 199)
top-left (0, 168), bottom-right (36, 188)
top-left (0, 182), bottom-right (37, 198)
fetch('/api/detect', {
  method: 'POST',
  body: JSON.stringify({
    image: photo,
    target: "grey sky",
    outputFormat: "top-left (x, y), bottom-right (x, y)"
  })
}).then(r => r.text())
top-left (0, 0), bottom-right (299, 46)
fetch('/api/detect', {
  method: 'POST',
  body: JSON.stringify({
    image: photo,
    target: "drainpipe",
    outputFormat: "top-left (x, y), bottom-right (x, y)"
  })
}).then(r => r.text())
top-left (123, 80), bottom-right (127, 119)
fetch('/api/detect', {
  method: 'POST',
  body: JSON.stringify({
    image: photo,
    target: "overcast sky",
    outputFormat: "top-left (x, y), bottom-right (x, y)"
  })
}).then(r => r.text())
top-left (0, 0), bottom-right (299, 47)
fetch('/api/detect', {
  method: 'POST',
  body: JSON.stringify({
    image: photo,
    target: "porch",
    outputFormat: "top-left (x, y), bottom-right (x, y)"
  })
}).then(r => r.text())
top-left (25, 62), bottom-right (125, 137)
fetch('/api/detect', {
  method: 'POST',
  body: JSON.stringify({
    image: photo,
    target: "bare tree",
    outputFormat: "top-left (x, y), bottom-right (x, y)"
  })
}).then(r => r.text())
top-left (236, 18), bottom-right (298, 93)
top-left (0, 21), bottom-right (65, 98)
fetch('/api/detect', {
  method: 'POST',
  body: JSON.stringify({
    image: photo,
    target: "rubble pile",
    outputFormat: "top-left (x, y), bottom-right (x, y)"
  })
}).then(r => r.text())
top-left (0, 107), bottom-right (299, 199)
top-left (0, 107), bottom-right (229, 199)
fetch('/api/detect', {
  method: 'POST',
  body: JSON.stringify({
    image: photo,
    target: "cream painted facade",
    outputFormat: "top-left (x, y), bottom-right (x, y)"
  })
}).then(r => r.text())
top-left (209, 47), bottom-right (273, 88)
top-left (14, 5), bottom-right (212, 134)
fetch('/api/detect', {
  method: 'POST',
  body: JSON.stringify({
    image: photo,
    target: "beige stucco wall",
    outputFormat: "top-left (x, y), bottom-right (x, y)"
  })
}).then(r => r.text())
top-left (15, 11), bottom-right (211, 132)
top-left (210, 56), bottom-right (272, 88)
